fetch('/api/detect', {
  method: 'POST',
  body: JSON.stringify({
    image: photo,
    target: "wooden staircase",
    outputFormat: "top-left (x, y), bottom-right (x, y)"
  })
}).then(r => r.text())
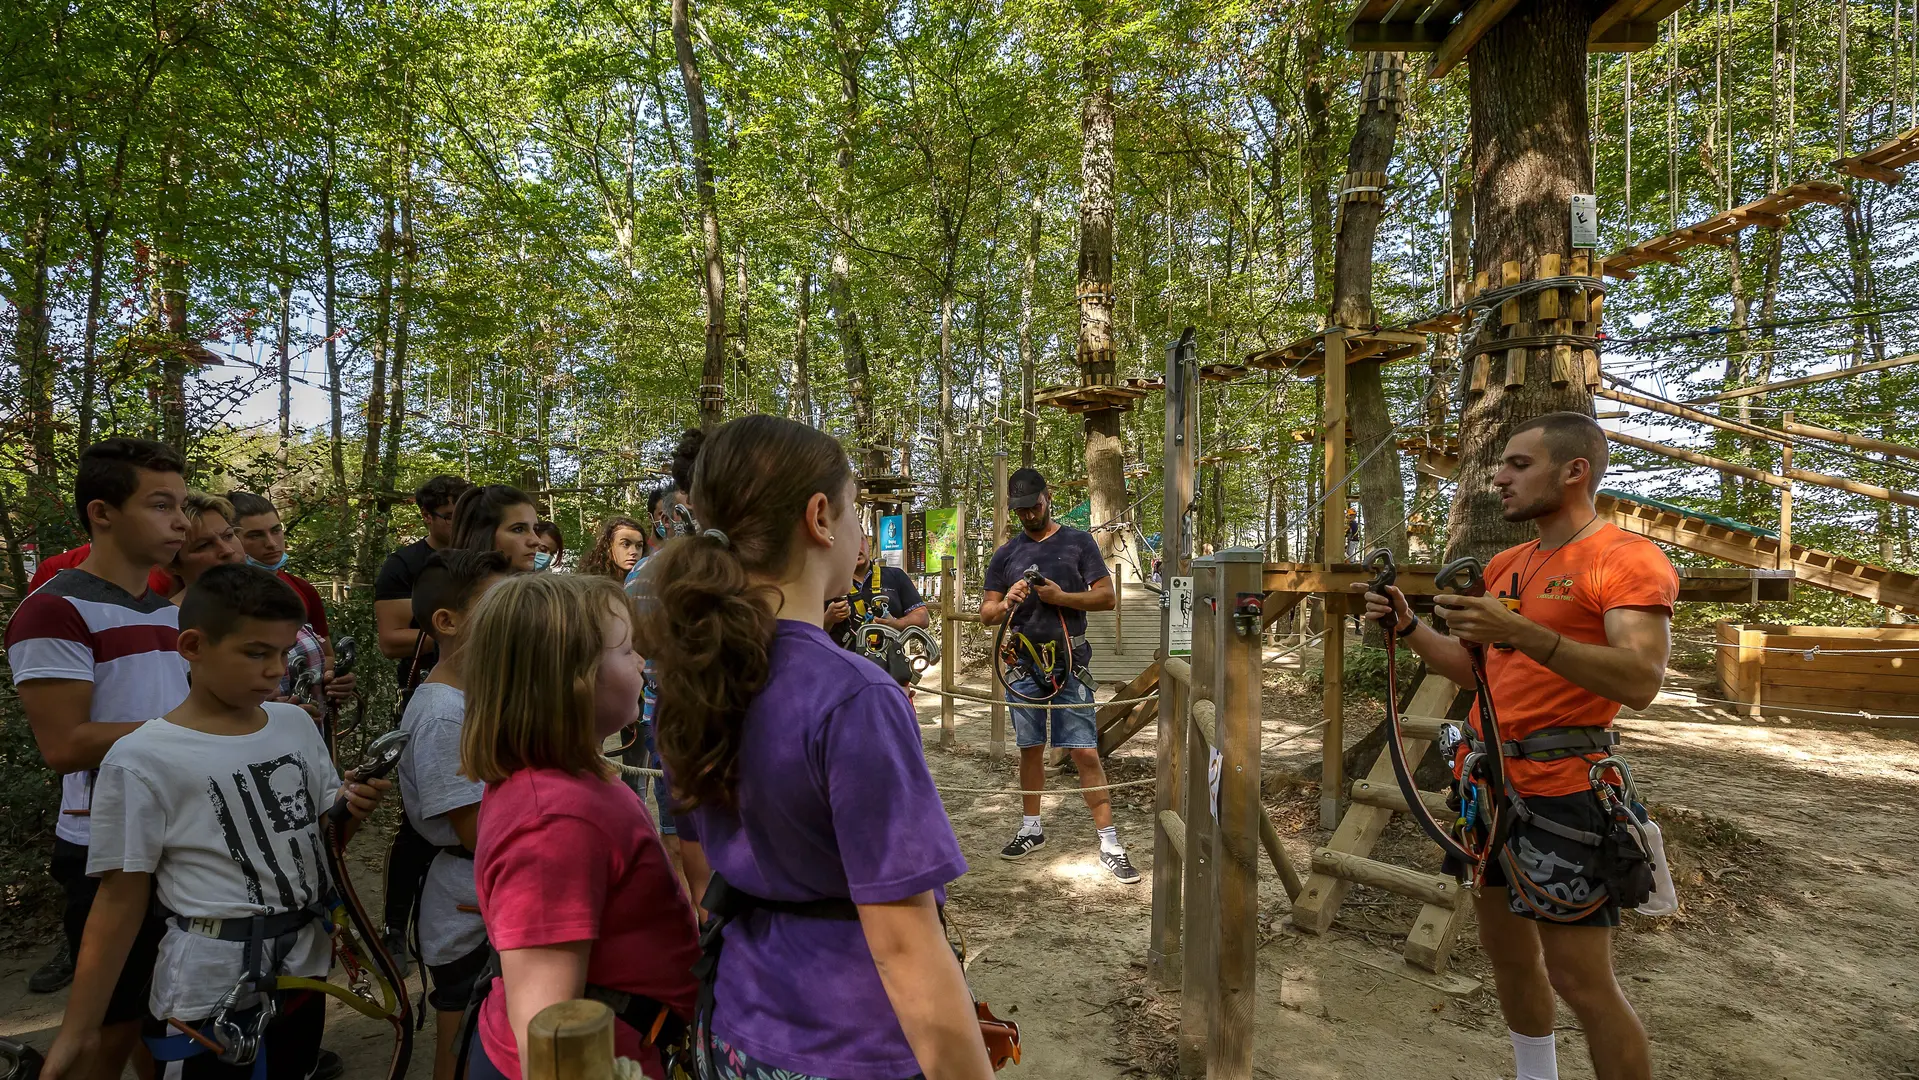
top-left (1597, 491), bottom-right (1919, 613)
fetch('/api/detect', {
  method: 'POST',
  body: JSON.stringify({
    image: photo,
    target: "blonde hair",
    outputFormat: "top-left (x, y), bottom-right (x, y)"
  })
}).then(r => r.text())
top-left (460, 572), bottom-right (631, 784)
top-left (183, 490), bottom-right (235, 527)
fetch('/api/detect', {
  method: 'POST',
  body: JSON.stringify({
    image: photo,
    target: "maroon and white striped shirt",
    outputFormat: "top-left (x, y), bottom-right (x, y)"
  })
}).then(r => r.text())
top-left (5, 569), bottom-right (189, 844)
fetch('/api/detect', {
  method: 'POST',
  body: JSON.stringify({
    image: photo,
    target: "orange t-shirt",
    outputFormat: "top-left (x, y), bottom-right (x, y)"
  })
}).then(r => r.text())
top-left (1461, 522), bottom-right (1678, 797)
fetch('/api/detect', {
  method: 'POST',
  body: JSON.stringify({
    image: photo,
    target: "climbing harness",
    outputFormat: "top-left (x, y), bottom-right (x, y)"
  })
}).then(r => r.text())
top-left (1367, 548), bottom-right (1670, 921)
top-left (0, 1036), bottom-right (44, 1080)
top-left (992, 566), bottom-right (1091, 704)
top-left (143, 729), bottom-right (414, 1079)
top-left (452, 949), bottom-right (692, 1080)
top-left (837, 563), bottom-right (944, 685)
top-left (692, 873), bottom-right (1019, 1077)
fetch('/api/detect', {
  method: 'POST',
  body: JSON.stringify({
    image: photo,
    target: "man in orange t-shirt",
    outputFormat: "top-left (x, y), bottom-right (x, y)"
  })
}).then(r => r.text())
top-left (1364, 411), bottom-right (1672, 1080)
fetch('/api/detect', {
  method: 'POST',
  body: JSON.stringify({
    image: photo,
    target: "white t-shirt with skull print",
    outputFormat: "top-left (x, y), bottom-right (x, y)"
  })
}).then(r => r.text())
top-left (88, 702), bottom-right (342, 1020)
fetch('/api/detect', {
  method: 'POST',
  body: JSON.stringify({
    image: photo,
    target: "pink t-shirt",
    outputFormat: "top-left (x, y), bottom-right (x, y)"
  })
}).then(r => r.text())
top-left (474, 766), bottom-right (700, 1079)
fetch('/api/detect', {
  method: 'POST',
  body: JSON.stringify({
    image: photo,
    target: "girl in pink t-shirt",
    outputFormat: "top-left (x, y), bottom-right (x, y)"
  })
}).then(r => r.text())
top-left (459, 573), bottom-right (699, 1080)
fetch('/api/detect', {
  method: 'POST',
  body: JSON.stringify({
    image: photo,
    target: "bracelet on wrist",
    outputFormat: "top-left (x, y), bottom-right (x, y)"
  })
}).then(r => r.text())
top-left (1395, 615), bottom-right (1420, 639)
top-left (1541, 631), bottom-right (1563, 664)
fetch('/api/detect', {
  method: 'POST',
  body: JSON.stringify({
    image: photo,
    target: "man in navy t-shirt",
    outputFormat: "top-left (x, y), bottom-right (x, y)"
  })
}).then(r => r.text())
top-left (826, 535), bottom-right (930, 686)
top-left (980, 467), bottom-right (1137, 882)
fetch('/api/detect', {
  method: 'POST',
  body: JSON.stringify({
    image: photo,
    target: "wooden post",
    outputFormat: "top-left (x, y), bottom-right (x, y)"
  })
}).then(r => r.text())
top-left (1152, 333), bottom-right (1195, 989)
top-left (940, 556), bottom-right (956, 750)
top-left (1778, 412), bottom-right (1795, 571)
top-left (1320, 330), bottom-right (1349, 830)
top-left (1209, 550), bottom-right (1265, 1080)
top-left (991, 453), bottom-right (1009, 763)
top-left (954, 503), bottom-right (969, 603)
top-left (524, 1000), bottom-right (616, 1080)
top-left (1178, 556), bottom-right (1219, 1079)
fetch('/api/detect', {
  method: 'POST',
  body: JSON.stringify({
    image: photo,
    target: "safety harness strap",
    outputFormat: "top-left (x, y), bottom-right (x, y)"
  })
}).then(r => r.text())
top-left (1499, 726), bottom-right (1619, 761)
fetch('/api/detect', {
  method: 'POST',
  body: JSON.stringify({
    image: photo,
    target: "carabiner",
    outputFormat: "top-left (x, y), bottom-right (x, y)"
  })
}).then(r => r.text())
top-left (1434, 555), bottom-right (1486, 597)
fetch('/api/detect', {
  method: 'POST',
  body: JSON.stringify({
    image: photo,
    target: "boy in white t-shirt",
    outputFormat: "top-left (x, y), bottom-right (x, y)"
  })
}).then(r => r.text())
top-left (396, 548), bottom-right (509, 1080)
top-left (41, 564), bottom-right (391, 1080)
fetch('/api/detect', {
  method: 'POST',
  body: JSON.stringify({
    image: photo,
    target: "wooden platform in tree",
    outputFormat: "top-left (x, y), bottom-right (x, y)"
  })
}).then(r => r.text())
top-left (1244, 328), bottom-right (1427, 377)
top-left (1033, 383), bottom-right (1152, 413)
top-left (1602, 180), bottom-right (1849, 278)
top-left (1344, 0), bottom-right (1682, 78)
top-left (1834, 124), bottom-right (1919, 185)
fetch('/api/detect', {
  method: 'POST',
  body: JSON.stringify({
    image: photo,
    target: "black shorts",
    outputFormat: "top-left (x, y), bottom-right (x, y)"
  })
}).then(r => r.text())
top-left (427, 940), bottom-right (493, 1013)
top-left (142, 989), bottom-right (325, 1079)
top-left (52, 837), bottom-right (166, 1025)
top-left (1449, 791), bottom-right (1622, 928)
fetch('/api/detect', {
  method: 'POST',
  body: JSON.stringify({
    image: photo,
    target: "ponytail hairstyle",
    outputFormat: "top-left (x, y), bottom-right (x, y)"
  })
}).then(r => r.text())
top-left (636, 415), bottom-right (853, 810)
top-left (461, 572), bottom-right (632, 783)
top-left (579, 516), bottom-right (646, 581)
top-left (451, 484), bottom-right (536, 555)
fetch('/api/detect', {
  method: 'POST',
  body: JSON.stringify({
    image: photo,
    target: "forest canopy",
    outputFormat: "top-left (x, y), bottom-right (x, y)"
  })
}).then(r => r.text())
top-left (3, 0), bottom-right (1916, 603)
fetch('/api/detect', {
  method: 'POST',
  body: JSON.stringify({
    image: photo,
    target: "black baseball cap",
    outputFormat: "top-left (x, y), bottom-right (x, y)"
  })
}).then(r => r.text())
top-left (1008, 467), bottom-right (1047, 510)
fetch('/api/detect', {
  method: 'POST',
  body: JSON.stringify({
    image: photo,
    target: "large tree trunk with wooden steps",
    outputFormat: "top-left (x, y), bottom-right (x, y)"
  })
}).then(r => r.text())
top-left (1447, 0), bottom-right (1601, 563)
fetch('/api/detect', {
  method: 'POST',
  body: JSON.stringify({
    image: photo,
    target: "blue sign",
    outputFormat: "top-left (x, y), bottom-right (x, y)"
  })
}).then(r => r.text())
top-left (879, 515), bottom-right (904, 551)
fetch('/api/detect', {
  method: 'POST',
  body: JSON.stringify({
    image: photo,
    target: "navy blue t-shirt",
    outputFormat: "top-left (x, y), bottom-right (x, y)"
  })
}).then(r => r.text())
top-left (983, 524), bottom-right (1111, 644)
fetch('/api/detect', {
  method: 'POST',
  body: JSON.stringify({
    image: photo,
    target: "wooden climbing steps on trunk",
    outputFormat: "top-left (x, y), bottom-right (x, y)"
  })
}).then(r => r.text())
top-left (1291, 673), bottom-right (1473, 973)
top-left (1602, 180), bottom-right (1849, 278)
top-left (1835, 124), bottom-right (1919, 185)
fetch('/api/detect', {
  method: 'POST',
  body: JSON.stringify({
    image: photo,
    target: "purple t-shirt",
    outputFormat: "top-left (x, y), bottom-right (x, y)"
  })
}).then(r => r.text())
top-left (676, 620), bottom-right (966, 1080)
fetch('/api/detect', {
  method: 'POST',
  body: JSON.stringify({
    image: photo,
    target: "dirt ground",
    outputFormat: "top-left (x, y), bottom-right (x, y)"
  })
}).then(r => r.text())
top-left (5, 655), bottom-right (1917, 1078)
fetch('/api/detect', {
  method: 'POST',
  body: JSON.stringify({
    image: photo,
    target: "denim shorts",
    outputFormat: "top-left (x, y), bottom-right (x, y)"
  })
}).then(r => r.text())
top-left (1008, 674), bottom-right (1097, 749)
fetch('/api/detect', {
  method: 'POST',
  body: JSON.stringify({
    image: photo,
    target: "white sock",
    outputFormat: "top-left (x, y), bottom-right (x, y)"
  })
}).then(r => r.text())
top-left (1098, 826), bottom-right (1123, 854)
top-left (1020, 815), bottom-right (1043, 836)
top-left (1509, 1030), bottom-right (1558, 1080)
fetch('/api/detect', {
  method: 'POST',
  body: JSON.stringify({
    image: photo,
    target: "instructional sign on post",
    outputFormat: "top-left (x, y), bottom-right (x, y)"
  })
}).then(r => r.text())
top-left (1168, 576), bottom-right (1194, 657)
top-left (1570, 194), bottom-right (1599, 248)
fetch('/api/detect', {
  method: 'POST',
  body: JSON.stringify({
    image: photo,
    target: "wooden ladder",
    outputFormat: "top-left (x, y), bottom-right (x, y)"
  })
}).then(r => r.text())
top-left (1290, 672), bottom-right (1473, 973)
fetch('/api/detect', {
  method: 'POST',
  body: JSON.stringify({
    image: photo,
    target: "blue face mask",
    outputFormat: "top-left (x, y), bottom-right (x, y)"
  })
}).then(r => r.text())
top-left (533, 551), bottom-right (554, 571)
top-left (247, 552), bottom-right (289, 572)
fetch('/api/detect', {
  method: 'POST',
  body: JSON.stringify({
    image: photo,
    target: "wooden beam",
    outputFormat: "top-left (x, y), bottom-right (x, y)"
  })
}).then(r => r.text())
top-left (1209, 552), bottom-right (1265, 1080)
top-left (1178, 559), bottom-right (1219, 1077)
top-left (1597, 385), bottom-right (1789, 444)
top-left (1687, 351), bottom-right (1919, 403)
top-left (1347, 19), bottom-right (1448, 49)
top-left (1427, 0), bottom-right (1524, 77)
top-left (526, 1001), bottom-right (616, 1080)
top-left (939, 557), bottom-right (956, 750)
top-left (1588, 19), bottom-right (1661, 50)
top-left (1606, 430), bottom-right (1792, 488)
top-left (1783, 419), bottom-right (1919, 461)
top-left (1310, 848), bottom-right (1463, 908)
top-left (1184, 684), bottom-right (1302, 901)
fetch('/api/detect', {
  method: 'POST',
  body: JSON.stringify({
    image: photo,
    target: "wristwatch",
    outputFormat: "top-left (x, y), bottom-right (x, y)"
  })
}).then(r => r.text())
top-left (1394, 615), bottom-right (1420, 639)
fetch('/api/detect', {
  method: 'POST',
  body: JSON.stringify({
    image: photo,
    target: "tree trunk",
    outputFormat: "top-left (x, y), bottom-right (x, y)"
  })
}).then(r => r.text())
top-left (356, 188), bottom-right (395, 582)
top-left (16, 132), bottom-right (61, 478)
top-left (828, 12), bottom-right (885, 477)
top-left (1716, 236), bottom-right (1752, 513)
top-left (277, 280), bottom-right (293, 468)
top-left (734, 239), bottom-right (750, 378)
top-left (1303, 29), bottom-right (1334, 318)
top-left (380, 132), bottom-right (414, 512)
top-left (1446, 0), bottom-right (1597, 564)
top-left (792, 268), bottom-right (813, 424)
top-left (320, 139), bottom-right (347, 513)
top-left (673, 0), bottom-right (727, 426)
top-left (1019, 186), bottom-right (1041, 469)
top-left (939, 277), bottom-right (956, 504)
top-left (1333, 52), bottom-right (1409, 565)
top-left (156, 145), bottom-right (191, 454)
top-left (1414, 166), bottom-right (1472, 558)
top-left (1078, 41), bottom-right (1135, 578)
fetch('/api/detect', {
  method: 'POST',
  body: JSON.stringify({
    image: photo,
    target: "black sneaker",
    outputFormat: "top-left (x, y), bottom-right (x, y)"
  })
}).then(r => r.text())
top-left (27, 943), bottom-right (73, 993)
top-left (307, 1048), bottom-right (346, 1080)
top-left (1101, 848), bottom-right (1142, 883)
top-left (999, 831), bottom-right (1047, 860)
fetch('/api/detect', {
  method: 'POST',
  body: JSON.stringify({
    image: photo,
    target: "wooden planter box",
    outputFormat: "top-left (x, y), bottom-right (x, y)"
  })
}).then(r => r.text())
top-left (1715, 622), bottom-right (1919, 728)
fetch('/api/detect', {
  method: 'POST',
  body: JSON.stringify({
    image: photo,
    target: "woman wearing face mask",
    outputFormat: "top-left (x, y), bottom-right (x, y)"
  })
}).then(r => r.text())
top-left (642, 415), bottom-right (991, 1080)
top-left (580, 516), bottom-right (647, 583)
top-left (533, 521), bottom-right (565, 571)
top-left (452, 485), bottom-right (543, 573)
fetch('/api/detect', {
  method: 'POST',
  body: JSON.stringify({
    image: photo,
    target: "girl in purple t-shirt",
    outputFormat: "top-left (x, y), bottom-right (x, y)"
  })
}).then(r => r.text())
top-left (639, 415), bottom-right (992, 1080)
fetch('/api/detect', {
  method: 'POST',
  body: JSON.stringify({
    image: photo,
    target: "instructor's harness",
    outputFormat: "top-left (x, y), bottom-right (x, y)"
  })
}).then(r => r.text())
top-left (992, 566), bottom-right (1091, 703)
top-left (694, 873), bottom-right (1021, 1077)
top-left (844, 563), bottom-right (943, 686)
top-left (1366, 549), bottom-right (1656, 922)
top-left (146, 729), bottom-right (417, 1080)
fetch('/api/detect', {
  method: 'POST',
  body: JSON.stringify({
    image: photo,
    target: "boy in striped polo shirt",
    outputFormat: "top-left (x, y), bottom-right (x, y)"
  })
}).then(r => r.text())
top-left (6, 437), bottom-right (191, 1077)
